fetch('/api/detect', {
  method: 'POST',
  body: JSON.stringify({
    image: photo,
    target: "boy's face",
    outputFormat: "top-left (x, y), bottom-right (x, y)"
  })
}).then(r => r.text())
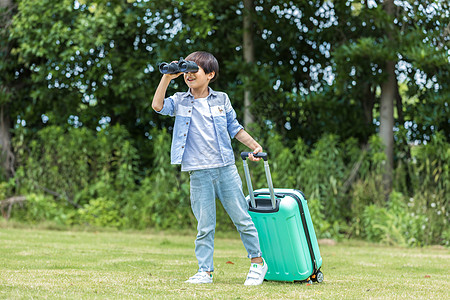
top-left (184, 66), bottom-right (215, 90)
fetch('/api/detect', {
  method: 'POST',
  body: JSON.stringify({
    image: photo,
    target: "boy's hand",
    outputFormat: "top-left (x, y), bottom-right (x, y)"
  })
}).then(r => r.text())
top-left (235, 130), bottom-right (263, 161)
top-left (152, 62), bottom-right (183, 112)
top-left (163, 72), bottom-right (183, 80)
top-left (248, 146), bottom-right (263, 162)
top-left (162, 61), bottom-right (183, 80)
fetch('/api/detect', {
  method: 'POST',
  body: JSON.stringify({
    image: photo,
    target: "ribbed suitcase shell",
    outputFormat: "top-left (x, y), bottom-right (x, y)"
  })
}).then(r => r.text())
top-left (247, 188), bottom-right (323, 282)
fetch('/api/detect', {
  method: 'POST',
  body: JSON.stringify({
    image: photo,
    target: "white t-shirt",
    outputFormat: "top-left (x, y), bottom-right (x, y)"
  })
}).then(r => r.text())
top-left (181, 97), bottom-right (225, 171)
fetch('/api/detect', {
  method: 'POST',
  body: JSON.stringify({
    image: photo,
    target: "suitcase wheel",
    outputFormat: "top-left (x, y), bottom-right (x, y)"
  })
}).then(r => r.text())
top-left (315, 271), bottom-right (324, 283)
top-left (311, 271), bottom-right (324, 283)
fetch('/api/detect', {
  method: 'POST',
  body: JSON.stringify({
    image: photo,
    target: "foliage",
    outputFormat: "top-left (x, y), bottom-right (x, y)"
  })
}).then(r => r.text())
top-left (6, 124), bottom-right (450, 246)
top-left (12, 124), bottom-right (141, 227)
top-left (331, 0), bottom-right (450, 143)
top-left (9, 193), bottom-right (71, 225)
top-left (400, 132), bottom-right (449, 245)
top-left (15, 124), bottom-right (139, 204)
top-left (1, 0), bottom-right (449, 247)
top-left (7, 0), bottom-right (447, 152)
top-left (79, 197), bottom-right (125, 228)
top-left (361, 192), bottom-right (428, 246)
top-left (122, 128), bottom-right (195, 230)
top-left (355, 133), bottom-right (449, 246)
top-left (12, 126), bottom-right (196, 229)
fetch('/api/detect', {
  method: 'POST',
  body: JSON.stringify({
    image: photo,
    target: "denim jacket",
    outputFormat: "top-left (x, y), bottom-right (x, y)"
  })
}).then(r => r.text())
top-left (157, 87), bottom-right (244, 165)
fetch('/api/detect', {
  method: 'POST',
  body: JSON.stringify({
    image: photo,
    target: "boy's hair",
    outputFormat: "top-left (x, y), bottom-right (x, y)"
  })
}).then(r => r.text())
top-left (185, 51), bottom-right (219, 82)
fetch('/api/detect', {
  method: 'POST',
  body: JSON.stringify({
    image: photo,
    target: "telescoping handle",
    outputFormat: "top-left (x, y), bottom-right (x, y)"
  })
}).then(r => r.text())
top-left (240, 152), bottom-right (276, 209)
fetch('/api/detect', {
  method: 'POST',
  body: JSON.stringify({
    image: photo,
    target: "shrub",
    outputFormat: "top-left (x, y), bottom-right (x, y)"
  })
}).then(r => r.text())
top-left (9, 193), bottom-right (70, 225)
top-left (361, 191), bottom-right (429, 246)
top-left (121, 128), bottom-right (195, 229)
top-left (5, 125), bottom-right (448, 246)
top-left (78, 197), bottom-right (125, 228)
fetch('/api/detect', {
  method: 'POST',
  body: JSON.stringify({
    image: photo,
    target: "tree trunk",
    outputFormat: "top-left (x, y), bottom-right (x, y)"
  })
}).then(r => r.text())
top-left (0, 0), bottom-right (12, 8)
top-left (0, 106), bottom-right (14, 178)
top-left (379, 60), bottom-right (396, 199)
top-left (1, 196), bottom-right (26, 219)
top-left (379, 0), bottom-right (397, 200)
top-left (0, 0), bottom-right (15, 179)
top-left (362, 83), bottom-right (375, 128)
top-left (243, 0), bottom-right (254, 128)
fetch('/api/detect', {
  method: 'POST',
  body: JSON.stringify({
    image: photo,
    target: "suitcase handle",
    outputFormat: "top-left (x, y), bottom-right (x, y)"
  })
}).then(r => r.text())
top-left (254, 191), bottom-right (285, 199)
top-left (240, 152), bottom-right (276, 209)
top-left (240, 152), bottom-right (268, 161)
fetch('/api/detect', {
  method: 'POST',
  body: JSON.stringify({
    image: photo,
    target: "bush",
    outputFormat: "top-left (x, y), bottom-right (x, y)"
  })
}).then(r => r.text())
top-left (12, 124), bottom-right (140, 228)
top-left (5, 125), bottom-right (449, 246)
top-left (78, 197), bottom-right (125, 228)
top-left (361, 191), bottom-right (428, 246)
top-left (9, 193), bottom-right (70, 225)
top-left (121, 128), bottom-right (195, 230)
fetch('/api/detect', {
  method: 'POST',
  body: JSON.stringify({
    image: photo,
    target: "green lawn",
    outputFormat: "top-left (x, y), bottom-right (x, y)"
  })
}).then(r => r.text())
top-left (0, 226), bottom-right (448, 299)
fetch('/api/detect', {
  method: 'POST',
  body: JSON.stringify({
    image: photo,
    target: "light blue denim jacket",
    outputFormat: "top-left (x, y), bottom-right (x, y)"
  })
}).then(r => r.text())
top-left (157, 87), bottom-right (244, 165)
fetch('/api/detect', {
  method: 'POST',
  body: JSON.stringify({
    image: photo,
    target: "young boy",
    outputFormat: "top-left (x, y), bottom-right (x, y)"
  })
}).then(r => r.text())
top-left (151, 51), bottom-right (268, 285)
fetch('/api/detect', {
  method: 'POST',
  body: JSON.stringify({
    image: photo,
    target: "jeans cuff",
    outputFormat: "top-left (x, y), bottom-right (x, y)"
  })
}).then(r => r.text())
top-left (199, 267), bottom-right (214, 272)
top-left (247, 252), bottom-right (263, 259)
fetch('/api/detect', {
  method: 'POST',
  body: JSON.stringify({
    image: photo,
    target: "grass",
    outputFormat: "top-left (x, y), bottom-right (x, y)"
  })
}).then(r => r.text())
top-left (0, 226), bottom-right (449, 299)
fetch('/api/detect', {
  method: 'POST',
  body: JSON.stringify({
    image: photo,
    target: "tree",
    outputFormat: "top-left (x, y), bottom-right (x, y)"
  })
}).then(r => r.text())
top-left (6, 0), bottom-right (387, 154)
top-left (243, 0), bottom-right (255, 127)
top-left (5, 0), bottom-right (449, 176)
top-left (0, 0), bottom-right (16, 179)
top-left (332, 0), bottom-right (449, 198)
top-left (379, 0), bottom-right (396, 197)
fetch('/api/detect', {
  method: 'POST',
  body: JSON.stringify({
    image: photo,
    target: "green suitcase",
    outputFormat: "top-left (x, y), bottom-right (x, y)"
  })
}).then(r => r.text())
top-left (241, 152), bottom-right (323, 283)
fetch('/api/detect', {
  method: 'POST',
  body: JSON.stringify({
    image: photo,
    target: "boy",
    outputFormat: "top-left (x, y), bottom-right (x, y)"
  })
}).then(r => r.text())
top-left (151, 51), bottom-right (267, 285)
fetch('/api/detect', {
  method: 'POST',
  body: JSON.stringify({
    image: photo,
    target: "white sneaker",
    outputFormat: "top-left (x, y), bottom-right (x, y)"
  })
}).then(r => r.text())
top-left (185, 271), bottom-right (213, 284)
top-left (244, 258), bottom-right (268, 286)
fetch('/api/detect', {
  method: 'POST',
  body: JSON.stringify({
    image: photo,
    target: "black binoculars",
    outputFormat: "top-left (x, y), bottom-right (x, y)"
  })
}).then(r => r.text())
top-left (159, 57), bottom-right (199, 74)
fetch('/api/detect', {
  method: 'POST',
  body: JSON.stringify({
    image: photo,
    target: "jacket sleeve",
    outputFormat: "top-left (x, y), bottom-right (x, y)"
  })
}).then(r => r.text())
top-left (224, 94), bottom-right (244, 138)
top-left (156, 95), bottom-right (176, 117)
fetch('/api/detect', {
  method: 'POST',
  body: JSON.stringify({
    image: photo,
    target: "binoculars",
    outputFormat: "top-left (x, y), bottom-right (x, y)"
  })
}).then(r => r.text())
top-left (159, 57), bottom-right (199, 74)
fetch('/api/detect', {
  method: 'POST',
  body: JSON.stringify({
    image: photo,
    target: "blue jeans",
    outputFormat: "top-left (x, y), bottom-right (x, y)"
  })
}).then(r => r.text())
top-left (189, 164), bottom-right (262, 272)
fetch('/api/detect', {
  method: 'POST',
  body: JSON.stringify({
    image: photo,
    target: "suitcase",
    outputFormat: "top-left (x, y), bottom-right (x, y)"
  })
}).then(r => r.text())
top-left (241, 152), bottom-right (324, 283)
